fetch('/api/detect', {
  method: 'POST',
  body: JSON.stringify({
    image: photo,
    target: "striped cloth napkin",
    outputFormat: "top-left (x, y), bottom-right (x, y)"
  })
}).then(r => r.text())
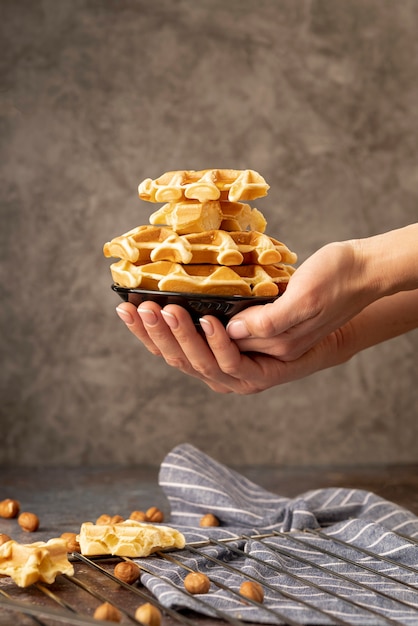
top-left (139, 443), bottom-right (418, 625)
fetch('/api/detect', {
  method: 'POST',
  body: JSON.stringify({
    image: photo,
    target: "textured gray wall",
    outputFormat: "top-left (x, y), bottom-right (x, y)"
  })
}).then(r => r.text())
top-left (1, 0), bottom-right (417, 468)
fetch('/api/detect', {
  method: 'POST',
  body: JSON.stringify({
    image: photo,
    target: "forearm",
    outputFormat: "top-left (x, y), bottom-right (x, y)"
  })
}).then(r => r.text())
top-left (341, 289), bottom-right (418, 362)
top-left (352, 223), bottom-right (418, 298)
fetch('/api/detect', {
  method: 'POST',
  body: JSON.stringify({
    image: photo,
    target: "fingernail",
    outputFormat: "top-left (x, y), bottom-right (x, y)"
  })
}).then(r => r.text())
top-left (116, 306), bottom-right (134, 325)
top-left (199, 318), bottom-right (215, 337)
top-left (137, 307), bottom-right (158, 327)
top-left (226, 319), bottom-right (250, 339)
top-left (161, 310), bottom-right (179, 330)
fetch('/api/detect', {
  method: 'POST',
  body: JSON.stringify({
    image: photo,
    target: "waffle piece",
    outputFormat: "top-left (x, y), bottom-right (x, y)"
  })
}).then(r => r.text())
top-left (104, 227), bottom-right (297, 267)
top-left (138, 169), bottom-right (270, 203)
top-left (0, 538), bottom-right (74, 587)
top-left (77, 520), bottom-right (185, 557)
top-left (110, 260), bottom-right (294, 296)
top-left (183, 231), bottom-right (297, 266)
top-left (234, 263), bottom-right (296, 296)
top-left (149, 200), bottom-right (223, 234)
top-left (163, 231), bottom-right (243, 266)
top-left (103, 225), bottom-right (193, 264)
top-left (149, 200), bottom-right (267, 234)
top-left (219, 201), bottom-right (267, 233)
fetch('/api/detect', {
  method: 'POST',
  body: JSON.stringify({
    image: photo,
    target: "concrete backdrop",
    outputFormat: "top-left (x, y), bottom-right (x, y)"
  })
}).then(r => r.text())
top-left (1, 0), bottom-right (417, 468)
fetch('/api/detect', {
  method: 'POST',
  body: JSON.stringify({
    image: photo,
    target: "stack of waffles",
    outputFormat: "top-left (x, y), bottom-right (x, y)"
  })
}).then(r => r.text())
top-left (104, 169), bottom-right (297, 297)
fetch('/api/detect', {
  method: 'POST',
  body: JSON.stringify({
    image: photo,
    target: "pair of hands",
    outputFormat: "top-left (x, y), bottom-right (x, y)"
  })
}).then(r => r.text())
top-left (116, 241), bottom-right (375, 393)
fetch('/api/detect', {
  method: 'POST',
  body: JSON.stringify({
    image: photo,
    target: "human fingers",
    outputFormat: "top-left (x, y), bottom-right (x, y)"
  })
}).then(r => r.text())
top-left (134, 302), bottom-right (205, 376)
top-left (160, 307), bottom-right (279, 393)
top-left (226, 299), bottom-right (295, 341)
top-left (159, 306), bottom-right (245, 392)
top-left (233, 313), bottom-right (350, 361)
top-left (117, 301), bottom-right (197, 371)
top-left (135, 303), bottom-right (234, 393)
top-left (116, 302), bottom-right (162, 355)
top-left (116, 302), bottom-right (233, 392)
top-left (198, 315), bottom-right (301, 393)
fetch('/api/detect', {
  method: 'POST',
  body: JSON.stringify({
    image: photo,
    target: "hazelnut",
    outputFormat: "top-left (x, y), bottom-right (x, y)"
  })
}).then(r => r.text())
top-left (93, 602), bottom-right (121, 622)
top-left (184, 571), bottom-right (211, 594)
top-left (134, 602), bottom-right (161, 626)
top-left (199, 513), bottom-right (220, 527)
top-left (129, 510), bottom-right (147, 522)
top-left (0, 534), bottom-right (11, 546)
top-left (239, 580), bottom-right (264, 603)
top-left (114, 560), bottom-right (141, 584)
top-left (110, 515), bottom-right (124, 524)
top-left (0, 499), bottom-right (20, 519)
top-left (18, 512), bottom-right (39, 532)
top-left (96, 514), bottom-right (112, 525)
top-left (145, 507), bottom-right (164, 523)
top-left (60, 532), bottom-right (80, 553)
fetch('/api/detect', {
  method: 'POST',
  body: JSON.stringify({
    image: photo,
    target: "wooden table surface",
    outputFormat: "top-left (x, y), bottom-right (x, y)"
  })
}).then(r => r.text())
top-left (1, 463), bottom-right (417, 625)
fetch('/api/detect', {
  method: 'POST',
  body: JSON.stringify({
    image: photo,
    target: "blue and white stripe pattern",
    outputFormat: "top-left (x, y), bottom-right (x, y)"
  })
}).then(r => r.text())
top-left (137, 444), bottom-right (418, 625)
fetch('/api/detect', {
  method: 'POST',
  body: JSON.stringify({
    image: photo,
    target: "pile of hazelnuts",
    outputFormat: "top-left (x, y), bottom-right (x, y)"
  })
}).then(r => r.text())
top-left (0, 498), bottom-right (39, 541)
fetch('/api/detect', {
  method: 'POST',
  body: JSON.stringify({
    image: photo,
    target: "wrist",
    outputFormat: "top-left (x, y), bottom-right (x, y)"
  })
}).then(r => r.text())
top-left (350, 223), bottom-right (418, 299)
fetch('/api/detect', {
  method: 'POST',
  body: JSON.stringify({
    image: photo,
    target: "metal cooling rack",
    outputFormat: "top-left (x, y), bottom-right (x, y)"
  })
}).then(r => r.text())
top-left (1, 529), bottom-right (417, 626)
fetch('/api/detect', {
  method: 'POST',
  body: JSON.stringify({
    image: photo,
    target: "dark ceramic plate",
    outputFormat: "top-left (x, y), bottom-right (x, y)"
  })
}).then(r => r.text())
top-left (112, 285), bottom-right (279, 326)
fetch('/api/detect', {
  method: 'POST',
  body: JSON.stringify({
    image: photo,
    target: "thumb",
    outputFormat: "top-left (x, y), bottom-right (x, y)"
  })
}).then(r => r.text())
top-left (226, 293), bottom-right (298, 339)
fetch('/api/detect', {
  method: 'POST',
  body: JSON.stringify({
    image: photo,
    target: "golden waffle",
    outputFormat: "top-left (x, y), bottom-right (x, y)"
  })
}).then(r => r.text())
top-left (104, 226), bottom-right (297, 267)
top-left (77, 520), bottom-right (185, 557)
top-left (149, 199), bottom-right (267, 234)
top-left (0, 538), bottom-right (74, 587)
top-left (103, 225), bottom-right (193, 264)
top-left (138, 169), bottom-right (270, 203)
top-left (110, 260), bottom-right (295, 297)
